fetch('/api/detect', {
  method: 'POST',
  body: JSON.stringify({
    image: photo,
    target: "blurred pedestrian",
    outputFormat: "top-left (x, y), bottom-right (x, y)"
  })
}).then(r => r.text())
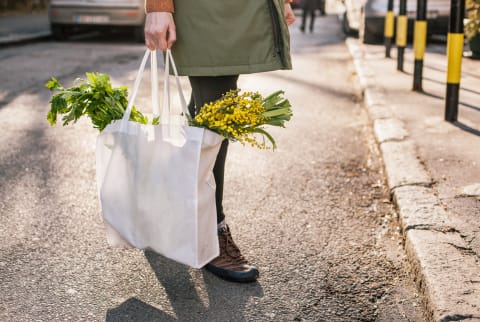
top-left (144, 0), bottom-right (294, 283)
top-left (300, 0), bottom-right (325, 33)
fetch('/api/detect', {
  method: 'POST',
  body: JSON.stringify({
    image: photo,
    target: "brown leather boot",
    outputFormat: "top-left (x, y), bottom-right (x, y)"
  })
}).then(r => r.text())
top-left (205, 225), bottom-right (259, 283)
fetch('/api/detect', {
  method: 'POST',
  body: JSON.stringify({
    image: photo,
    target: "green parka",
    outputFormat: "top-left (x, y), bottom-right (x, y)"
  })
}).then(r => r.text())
top-left (171, 0), bottom-right (292, 76)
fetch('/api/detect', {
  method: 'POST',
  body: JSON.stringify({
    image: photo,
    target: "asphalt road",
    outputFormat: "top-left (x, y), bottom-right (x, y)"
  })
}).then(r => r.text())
top-left (0, 14), bottom-right (423, 322)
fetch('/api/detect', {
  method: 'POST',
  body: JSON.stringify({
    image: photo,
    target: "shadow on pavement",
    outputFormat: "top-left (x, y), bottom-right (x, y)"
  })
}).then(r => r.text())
top-left (105, 298), bottom-right (176, 322)
top-left (263, 70), bottom-right (359, 102)
top-left (416, 90), bottom-right (480, 135)
top-left (453, 121), bottom-right (480, 136)
top-left (421, 75), bottom-right (480, 96)
top-left (421, 90), bottom-right (480, 113)
top-left (401, 67), bottom-right (480, 95)
top-left (105, 250), bottom-right (264, 321)
top-left (424, 62), bottom-right (480, 80)
top-left (290, 36), bottom-right (346, 54)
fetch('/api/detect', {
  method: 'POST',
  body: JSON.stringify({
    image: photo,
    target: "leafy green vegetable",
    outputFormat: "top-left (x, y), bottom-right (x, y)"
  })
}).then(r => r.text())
top-left (46, 72), bottom-right (158, 131)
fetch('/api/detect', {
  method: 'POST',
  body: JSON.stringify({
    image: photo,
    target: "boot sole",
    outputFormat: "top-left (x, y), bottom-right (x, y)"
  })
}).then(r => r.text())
top-left (205, 264), bottom-right (259, 283)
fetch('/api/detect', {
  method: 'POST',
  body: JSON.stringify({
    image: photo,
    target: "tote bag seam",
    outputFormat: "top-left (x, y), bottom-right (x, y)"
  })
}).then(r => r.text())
top-left (193, 128), bottom-right (203, 267)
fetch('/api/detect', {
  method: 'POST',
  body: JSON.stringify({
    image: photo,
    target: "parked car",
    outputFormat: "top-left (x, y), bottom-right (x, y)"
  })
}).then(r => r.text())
top-left (48, 0), bottom-right (145, 41)
top-left (342, 0), bottom-right (451, 44)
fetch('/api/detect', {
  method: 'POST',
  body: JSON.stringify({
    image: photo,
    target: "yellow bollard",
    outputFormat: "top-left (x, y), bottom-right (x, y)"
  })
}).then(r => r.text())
top-left (396, 0), bottom-right (408, 71)
top-left (413, 0), bottom-right (428, 91)
top-left (445, 0), bottom-right (465, 122)
top-left (384, 0), bottom-right (395, 57)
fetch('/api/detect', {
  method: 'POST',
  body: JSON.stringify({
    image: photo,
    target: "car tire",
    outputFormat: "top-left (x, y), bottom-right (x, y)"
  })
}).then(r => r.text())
top-left (359, 11), bottom-right (381, 44)
top-left (51, 24), bottom-right (69, 41)
top-left (342, 12), bottom-right (357, 37)
top-left (133, 26), bottom-right (145, 43)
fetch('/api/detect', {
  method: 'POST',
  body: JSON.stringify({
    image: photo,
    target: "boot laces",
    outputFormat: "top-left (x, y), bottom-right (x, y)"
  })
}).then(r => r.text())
top-left (220, 228), bottom-right (245, 261)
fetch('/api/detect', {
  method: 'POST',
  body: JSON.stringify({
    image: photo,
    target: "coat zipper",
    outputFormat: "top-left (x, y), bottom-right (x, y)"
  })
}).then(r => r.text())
top-left (267, 0), bottom-right (282, 58)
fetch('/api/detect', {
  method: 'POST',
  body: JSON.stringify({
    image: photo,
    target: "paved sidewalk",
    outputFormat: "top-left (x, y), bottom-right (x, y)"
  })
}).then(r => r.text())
top-left (347, 38), bottom-right (480, 321)
top-left (0, 12), bottom-right (50, 44)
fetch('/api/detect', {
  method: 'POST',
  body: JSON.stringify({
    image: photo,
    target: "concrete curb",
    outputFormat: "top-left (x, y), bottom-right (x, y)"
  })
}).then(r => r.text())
top-left (346, 38), bottom-right (480, 322)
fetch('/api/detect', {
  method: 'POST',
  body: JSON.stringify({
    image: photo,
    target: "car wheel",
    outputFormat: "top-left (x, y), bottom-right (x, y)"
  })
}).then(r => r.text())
top-left (133, 26), bottom-right (145, 43)
top-left (359, 11), bottom-right (381, 44)
top-left (51, 24), bottom-right (69, 41)
top-left (342, 12), bottom-right (357, 37)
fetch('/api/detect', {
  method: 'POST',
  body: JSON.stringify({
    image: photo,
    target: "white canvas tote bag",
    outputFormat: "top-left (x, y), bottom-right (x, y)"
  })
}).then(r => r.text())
top-left (96, 50), bottom-right (222, 268)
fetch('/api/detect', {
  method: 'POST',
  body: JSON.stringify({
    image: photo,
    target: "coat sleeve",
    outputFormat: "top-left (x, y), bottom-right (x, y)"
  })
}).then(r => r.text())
top-left (145, 0), bottom-right (174, 13)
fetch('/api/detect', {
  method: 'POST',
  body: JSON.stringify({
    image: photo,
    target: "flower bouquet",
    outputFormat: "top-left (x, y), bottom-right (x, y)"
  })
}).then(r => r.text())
top-left (46, 72), bottom-right (292, 149)
top-left (191, 89), bottom-right (292, 149)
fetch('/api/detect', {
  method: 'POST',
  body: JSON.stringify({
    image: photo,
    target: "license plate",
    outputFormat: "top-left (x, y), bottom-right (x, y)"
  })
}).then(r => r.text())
top-left (427, 11), bottom-right (438, 19)
top-left (407, 11), bottom-right (438, 19)
top-left (73, 15), bottom-right (110, 23)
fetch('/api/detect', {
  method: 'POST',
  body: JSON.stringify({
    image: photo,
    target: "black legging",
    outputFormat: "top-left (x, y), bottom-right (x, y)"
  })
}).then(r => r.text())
top-left (188, 75), bottom-right (239, 224)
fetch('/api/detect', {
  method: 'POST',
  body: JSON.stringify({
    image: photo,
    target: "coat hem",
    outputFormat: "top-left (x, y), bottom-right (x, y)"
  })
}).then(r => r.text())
top-left (174, 61), bottom-right (292, 77)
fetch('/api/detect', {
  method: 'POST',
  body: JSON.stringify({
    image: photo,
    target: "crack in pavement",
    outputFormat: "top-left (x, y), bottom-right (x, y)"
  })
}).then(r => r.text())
top-left (391, 182), bottom-right (434, 192)
top-left (447, 243), bottom-right (479, 258)
top-left (405, 224), bottom-right (461, 234)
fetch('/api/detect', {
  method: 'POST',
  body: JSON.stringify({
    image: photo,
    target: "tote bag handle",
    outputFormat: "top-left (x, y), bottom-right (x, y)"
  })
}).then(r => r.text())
top-left (121, 49), bottom-right (190, 125)
top-left (162, 49), bottom-right (190, 124)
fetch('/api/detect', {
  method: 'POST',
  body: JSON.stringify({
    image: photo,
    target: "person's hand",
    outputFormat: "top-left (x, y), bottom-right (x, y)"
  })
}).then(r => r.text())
top-left (144, 12), bottom-right (176, 51)
top-left (284, 3), bottom-right (295, 26)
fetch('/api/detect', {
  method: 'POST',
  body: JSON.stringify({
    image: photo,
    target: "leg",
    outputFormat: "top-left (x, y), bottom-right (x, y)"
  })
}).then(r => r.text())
top-left (300, 9), bottom-right (307, 32)
top-left (309, 10), bottom-right (315, 32)
top-left (187, 92), bottom-right (195, 120)
top-left (188, 75), bottom-right (258, 283)
top-left (188, 75), bottom-right (238, 224)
